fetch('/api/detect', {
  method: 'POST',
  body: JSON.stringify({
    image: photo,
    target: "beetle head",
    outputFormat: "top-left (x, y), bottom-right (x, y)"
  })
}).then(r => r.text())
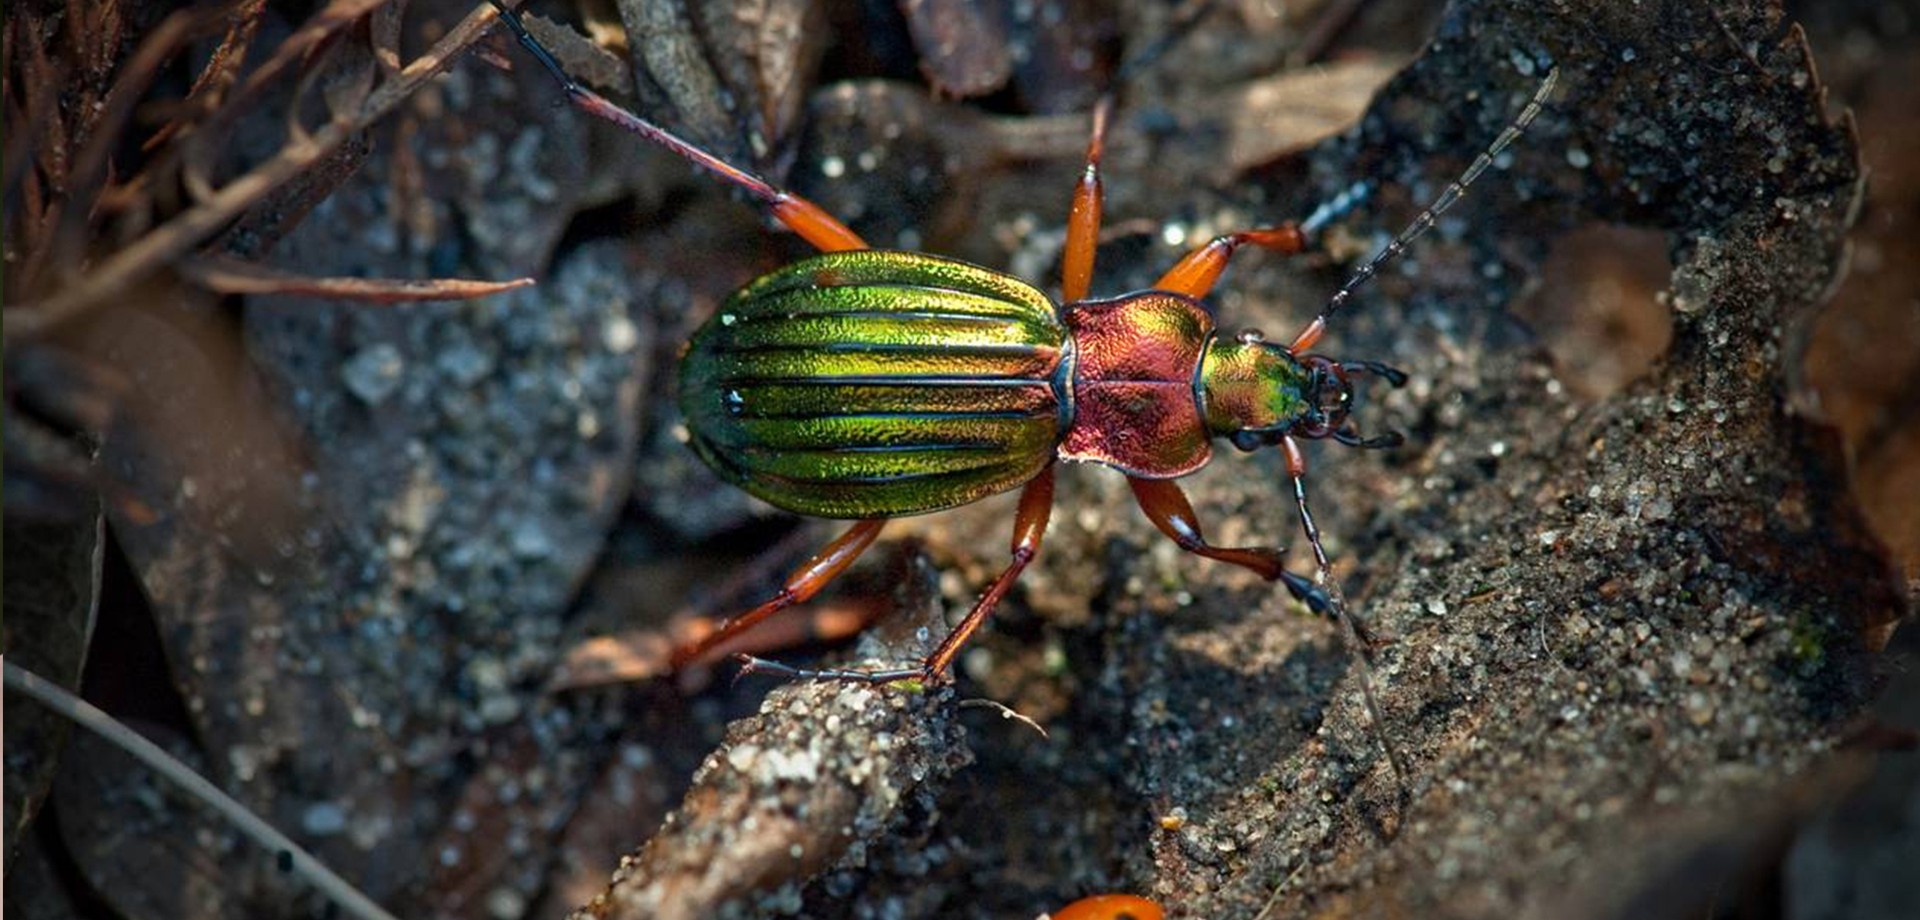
top-left (1295, 355), bottom-right (1354, 440)
top-left (1290, 354), bottom-right (1408, 450)
top-left (1201, 334), bottom-right (1407, 452)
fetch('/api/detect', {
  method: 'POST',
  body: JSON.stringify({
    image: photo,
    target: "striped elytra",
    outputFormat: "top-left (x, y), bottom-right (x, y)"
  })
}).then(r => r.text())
top-left (680, 250), bottom-right (1071, 518)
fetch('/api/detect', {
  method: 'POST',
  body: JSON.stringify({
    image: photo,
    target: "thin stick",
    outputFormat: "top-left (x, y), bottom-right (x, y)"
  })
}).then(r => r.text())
top-left (958, 698), bottom-right (1050, 739)
top-left (7, 2), bottom-right (508, 343)
top-left (1251, 857), bottom-right (1310, 920)
top-left (3, 659), bottom-right (402, 920)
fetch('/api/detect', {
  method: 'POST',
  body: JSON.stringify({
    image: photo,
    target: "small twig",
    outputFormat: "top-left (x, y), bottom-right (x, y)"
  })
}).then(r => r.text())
top-left (959, 697), bottom-right (1050, 738)
top-left (7, 2), bottom-right (509, 343)
top-left (46, 5), bottom-right (220, 274)
top-left (142, 0), bottom-right (270, 152)
top-left (370, 0), bottom-right (407, 77)
top-left (1250, 858), bottom-right (1309, 920)
top-left (2, 659), bottom-right (402, 920)
top-left (205, 0), bottom-right (386, 133)
top-left (178, 256), bottom-right (534, 302)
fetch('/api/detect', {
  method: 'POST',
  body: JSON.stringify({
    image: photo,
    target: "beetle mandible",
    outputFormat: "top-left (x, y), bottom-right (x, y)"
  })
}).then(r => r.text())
top-left (484, 1), bottom-right (1555, 686)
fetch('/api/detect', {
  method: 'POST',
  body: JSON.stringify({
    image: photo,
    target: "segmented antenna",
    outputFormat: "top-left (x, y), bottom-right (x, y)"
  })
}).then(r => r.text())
top-left (1317, 68), bottom-right (1558, 325)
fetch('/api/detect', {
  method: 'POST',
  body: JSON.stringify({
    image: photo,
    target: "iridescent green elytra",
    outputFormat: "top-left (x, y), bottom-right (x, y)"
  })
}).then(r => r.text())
top-left (681, 250), bottom-right (1070, 518)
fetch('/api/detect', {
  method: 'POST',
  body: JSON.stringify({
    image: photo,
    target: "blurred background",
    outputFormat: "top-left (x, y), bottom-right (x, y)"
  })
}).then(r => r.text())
top-left (5, 1), bottom-right (1915, 917)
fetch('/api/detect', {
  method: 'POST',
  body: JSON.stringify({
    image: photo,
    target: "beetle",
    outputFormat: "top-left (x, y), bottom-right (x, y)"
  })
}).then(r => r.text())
top-left (484, 1), bottom-right (1554, 685)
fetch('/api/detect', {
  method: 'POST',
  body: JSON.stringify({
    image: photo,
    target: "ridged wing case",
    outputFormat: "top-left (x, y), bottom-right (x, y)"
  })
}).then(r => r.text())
top-left (680, 251), bottom-right (1069, 518)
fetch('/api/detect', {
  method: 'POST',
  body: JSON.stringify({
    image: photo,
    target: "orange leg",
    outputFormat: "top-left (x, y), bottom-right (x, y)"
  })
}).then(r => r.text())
top-left (739, 464), bottom-right (1057, 684)
top-left (487, 1), bottom-right (866, 253)
top-left (1153, 224), bottom-right (1307, 300)
top-left (669, 519), bottom-right (888, 669)
top-left (1061, 98), bottom-right (1112, 303)
top-left (1126, 476), bottom-right (1333, 615)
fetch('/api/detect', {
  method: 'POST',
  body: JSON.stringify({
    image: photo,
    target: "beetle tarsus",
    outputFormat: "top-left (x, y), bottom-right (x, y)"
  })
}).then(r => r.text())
top-left (1279, 571), bottom-right (1336, 618)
